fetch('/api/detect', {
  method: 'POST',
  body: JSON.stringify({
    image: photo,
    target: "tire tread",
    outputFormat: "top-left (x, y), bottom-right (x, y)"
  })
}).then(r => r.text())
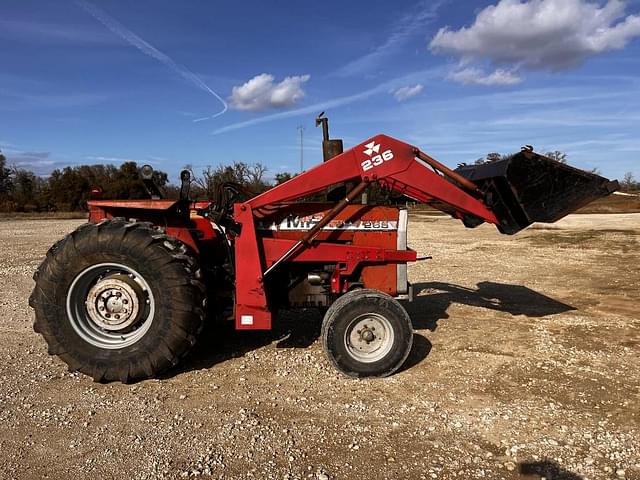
top-left (30, 219), bottom-right (206, 383)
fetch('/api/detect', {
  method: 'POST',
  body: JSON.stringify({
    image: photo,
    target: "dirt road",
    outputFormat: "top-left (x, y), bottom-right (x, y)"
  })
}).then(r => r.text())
top-left (0, 215), bottom-right (638, 480)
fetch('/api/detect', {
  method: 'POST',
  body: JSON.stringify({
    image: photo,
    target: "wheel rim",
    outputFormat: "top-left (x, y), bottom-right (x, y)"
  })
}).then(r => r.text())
top-left (344, 312), bottom-right (395, 363)
top-left (66, 263), bottom-right (155, 349)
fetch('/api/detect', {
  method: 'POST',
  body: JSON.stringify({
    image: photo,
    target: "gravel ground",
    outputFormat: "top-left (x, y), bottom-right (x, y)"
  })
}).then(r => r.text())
top-left (0, 215), bottom-right (638, 480)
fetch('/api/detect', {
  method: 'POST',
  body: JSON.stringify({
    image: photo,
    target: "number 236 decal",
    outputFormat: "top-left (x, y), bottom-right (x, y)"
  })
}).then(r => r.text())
top-left (361, 149), bottom-right (394, 172)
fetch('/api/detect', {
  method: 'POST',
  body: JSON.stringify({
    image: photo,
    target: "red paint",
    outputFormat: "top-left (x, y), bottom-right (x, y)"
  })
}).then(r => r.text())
top-left (87, 200), bottom-right (217, 254)
top-left (233, 204), bottom-right (272, 330)
top-left (86, 134), bottom-right (503, 332)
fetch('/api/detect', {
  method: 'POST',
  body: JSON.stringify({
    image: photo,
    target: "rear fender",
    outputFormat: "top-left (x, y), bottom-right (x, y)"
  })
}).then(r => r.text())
top-left (87, 199), bottom-right (217, 253)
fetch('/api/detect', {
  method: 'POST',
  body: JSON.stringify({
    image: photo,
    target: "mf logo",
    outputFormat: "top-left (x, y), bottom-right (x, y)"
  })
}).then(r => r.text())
top-left (363, 141), bottom-right (381, 156)
top-left (361, 141), bottom-right (394, 172)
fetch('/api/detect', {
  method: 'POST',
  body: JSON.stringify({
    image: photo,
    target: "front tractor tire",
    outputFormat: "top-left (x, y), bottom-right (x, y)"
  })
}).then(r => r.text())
top-left (321, 289), bottom-right (413, 378)
top-left (29, 219), bottom-right (206, 383)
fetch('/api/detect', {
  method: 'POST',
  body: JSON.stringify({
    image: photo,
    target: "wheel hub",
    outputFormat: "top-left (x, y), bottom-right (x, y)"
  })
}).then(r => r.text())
top-left (360, 328), bottom-right (375, 343)
top-left (348, 315), bottom-right (391, 359)
top-left (85, 274), bottom-right (143, 331)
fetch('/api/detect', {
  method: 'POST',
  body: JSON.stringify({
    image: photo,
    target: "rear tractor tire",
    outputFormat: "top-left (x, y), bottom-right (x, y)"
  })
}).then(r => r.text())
top-left (29, 219), bottom-right (206, 383)
top-left (321, 289), bottom-right (413, 378)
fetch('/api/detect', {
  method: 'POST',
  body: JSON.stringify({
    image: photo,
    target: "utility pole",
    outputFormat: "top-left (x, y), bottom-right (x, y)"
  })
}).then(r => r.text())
top-left (297, 125), bottom-right (304, 173)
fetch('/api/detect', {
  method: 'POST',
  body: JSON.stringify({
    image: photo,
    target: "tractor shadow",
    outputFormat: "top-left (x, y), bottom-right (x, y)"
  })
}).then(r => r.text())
top-left (164, 281), bottom-right (575, 378)
top-left (403, 281), bottom-right (576, 332)
top-left (162, 310), bottom-right (324, 378)
top-left (518, 460), bottom-right (584, 479)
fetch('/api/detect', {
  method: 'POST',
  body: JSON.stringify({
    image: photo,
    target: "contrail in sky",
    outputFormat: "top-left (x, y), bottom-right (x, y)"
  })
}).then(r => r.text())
top-left (76, 0), bottom-right (227, 119)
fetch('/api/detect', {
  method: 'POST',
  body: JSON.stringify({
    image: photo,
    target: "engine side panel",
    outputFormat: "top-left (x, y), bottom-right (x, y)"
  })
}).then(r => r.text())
top-left (256, 203), bottom-right (405, 296)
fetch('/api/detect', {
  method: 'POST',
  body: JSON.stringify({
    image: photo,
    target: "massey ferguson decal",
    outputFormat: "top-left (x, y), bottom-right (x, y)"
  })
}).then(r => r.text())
top-left (257, 214), bottom-right (398, 231)
top-left (360, 141), bottom-right (394, 172)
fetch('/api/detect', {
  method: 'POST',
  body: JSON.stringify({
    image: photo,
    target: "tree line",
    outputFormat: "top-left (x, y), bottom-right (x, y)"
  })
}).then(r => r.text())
top-left (1, 149), bottom-right (637, 213)
top-left (0, 150), bottom-right (283, 213)
top-left (0, 152), bottom-right (171, 212)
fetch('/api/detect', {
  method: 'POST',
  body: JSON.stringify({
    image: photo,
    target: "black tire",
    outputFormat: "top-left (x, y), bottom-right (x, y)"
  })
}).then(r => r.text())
top-left (321, 289), bottom-right (413, 378)
top-left (29, 218), bottom-right (206, 383)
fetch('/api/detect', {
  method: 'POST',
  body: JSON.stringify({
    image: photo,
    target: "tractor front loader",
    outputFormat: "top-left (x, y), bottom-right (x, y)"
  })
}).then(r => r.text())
top-left (30, 117), bottom-right (618, 382)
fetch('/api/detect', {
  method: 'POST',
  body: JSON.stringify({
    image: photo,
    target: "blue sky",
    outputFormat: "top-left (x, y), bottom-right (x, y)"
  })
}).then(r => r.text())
top-left (1, 0), bottom-right (639, 182)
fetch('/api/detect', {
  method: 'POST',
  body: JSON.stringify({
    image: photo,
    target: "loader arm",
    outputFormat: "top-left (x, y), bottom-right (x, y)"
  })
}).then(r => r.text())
top-left (233, 134), bottom-right (498, 330)
top-left (232, 134), bottom-right (617, 330)
top-left (248, 134), bottom-right (498, 224)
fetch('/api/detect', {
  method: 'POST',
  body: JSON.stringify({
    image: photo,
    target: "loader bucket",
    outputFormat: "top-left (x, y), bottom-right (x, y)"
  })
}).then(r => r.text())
top-left (455, 151), bottom-right (619, 235)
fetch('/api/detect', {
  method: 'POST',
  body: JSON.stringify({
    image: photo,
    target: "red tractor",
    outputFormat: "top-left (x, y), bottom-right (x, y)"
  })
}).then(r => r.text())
top-left (30, 116), bottom-right (618, 382)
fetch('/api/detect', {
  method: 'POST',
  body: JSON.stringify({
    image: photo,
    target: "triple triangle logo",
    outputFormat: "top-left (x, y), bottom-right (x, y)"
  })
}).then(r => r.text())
top-left (363, 141), bottom-right (381, 156)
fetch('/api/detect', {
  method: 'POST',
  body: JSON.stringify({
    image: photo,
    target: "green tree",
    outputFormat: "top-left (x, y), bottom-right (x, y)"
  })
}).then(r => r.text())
top-left (275, 172), bottom-right (294, 185)
top-left (46, 162), bottom-right (171, 211)
top-left (11, 167), bottom-right (38, 210)
top-left (47, 166), bottom-right (91, 211)
top-left (0, 151), bottom-right (11, 195)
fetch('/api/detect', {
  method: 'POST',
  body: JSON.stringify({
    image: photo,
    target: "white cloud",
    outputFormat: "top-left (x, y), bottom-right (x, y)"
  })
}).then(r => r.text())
top-left (393, 84), bottom-right (424, 101)
top-left (448, 67), bottom-right (522, 86)
top-left (229, 73), bottom-right (310, 111)
top-left (430, 0), bottom-right (640, 70)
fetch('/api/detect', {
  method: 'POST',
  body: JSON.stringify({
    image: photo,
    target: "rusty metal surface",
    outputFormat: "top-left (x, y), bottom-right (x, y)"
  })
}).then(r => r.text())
top-left (322, 139), bottom-right (344, 162)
